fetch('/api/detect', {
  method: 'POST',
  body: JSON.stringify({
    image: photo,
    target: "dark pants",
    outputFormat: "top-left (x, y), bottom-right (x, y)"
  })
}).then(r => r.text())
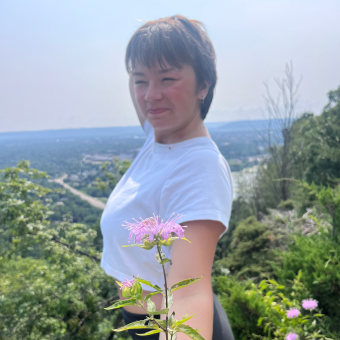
top-left (121, 293), bottom-right (234, 340)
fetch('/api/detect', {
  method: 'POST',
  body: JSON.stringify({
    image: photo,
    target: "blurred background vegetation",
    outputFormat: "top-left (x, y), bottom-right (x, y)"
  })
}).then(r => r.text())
top-left (1, 84), bottom-right (340, 339)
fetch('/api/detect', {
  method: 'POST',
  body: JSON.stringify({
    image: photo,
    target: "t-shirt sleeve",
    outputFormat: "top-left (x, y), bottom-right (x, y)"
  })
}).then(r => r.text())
top-left (143, 120), bottom-right (154, 139)
top-left (159, 148), bottom-right (234, 235)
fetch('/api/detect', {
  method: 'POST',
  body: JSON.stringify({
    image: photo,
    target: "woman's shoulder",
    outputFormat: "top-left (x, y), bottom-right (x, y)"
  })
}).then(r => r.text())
top-left (177, 138), bottom-right (229, 170)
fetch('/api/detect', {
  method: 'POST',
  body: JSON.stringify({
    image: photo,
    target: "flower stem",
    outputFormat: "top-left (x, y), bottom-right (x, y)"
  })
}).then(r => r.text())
top-left (136, 300), bottom-right (166, 332)
top-left (158, 245), bottom-right (169, 340)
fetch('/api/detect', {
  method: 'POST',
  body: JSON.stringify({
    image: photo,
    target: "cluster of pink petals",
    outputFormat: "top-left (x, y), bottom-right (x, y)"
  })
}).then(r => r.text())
top-left (286, 333), bottom-right (298, 340)
top-left (120, 278), bottom-right (136, 290)
top-left (124, 214), bottom-right (185, 244)
top-left (286, 308), bottom-right (300, 318)
top-left (302, 299), bottom-right (318, 310)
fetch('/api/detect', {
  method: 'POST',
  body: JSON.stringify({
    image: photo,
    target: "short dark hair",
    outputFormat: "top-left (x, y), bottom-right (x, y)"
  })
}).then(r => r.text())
top-left (125, 15), bottom-right (217, 120)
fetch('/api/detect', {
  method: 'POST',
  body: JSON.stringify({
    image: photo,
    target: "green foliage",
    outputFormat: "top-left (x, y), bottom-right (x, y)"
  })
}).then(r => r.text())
top-left (214, 275), bottom-right (334, 340)
top-left (0, 161), bottom-right (123, 340)
top-left (278, 199), bottom-right (295, 211)
top-left (217, 216), bottom-right (274, 278)
top-left (293, 182), bottom-right (340, 238)
top-left (291, 86), bottom-right (340, 187)
top-left (216, 197), bottom-right (253, 260)
top-left (274, 231), bottom-right (340, 334)
top-left (95, 158), bottom-right (132, 192)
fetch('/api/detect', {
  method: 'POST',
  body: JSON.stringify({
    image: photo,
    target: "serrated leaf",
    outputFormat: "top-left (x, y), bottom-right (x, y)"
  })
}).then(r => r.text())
top-left (114, 320), bottom-right (154, 332)
top-left (147, 298), bottom-right (156, 312)
top-left (135, 278), bottom-right (163, 292)
top-left (104, 298), bottom-right (137, 310)
top-left (136, 329), bottom-right (162, 336)
top-left (170, 277), bottom-right (203, 292)
top-left (148, 308), bottom-right (169, 315)
top-left (165, 289), bottom-right (173, 309)
top-left (144, 291), bottom-right (161, 303)
top-left (177, 324), bottom-right (204, 340)
top-left (175, 314), bottom-right (195, 326)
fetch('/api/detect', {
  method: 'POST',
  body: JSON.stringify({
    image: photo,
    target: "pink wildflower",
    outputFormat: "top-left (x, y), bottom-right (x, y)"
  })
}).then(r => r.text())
top-left (124, 214), bottom-right (185, 244)
top-left (286, 333), bottom-right (298, 340)
top-left (120, 278), bottom-right (136, 290)
top-left (302, 299), bottom-right (318, 310)
top-left (287, 308), bottom-right (300, 318)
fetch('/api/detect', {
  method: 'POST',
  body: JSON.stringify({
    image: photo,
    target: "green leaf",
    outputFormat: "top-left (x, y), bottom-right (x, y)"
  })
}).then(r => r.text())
top-left (257, 317), bottom-right (263, 326)
top-left (148, 308), bottom-right (169, 315)
top-left (104, 298), bottom-right (137, 310)
top-left (122, 244), bottom-right (154, 250)
top-left (144, 291), bottom-right (161, 303)
top-left (160, 258), bottom-right (172, 265)
top-left (314, 314), bottom-right (324, 317)
top-left (136, 329), bottom-right (162, 336)
top-left (165, 289), bottom-right (173, 309)
top-left (175, 314), bottom-right (195, 326)
top-left (155, 251), bottom-right (166, 263)
top-left (177, 324), bottom-right (204, 340)
top-left (135, 278), bottom-right (163, 292)
top-left (161, 237), bottom-right (191, 246)
top-left (147, 298), bottom-right (156, 313)
top-left (170, 276), bottom-right (203, 292)
top-left (114, 320), bottom-right (154, 332)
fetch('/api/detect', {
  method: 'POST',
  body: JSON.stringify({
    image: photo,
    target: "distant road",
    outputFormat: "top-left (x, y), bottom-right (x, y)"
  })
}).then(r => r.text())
top-left (52, 174), bottom-right (106, 210)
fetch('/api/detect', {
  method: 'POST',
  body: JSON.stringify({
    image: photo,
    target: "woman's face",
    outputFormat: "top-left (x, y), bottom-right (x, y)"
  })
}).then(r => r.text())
top-left (132, 61), bottom-right (207, 132)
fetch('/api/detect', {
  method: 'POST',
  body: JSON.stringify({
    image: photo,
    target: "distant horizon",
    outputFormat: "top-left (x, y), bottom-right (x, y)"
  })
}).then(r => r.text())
top-left (0, 118), bottom-right (273, 135)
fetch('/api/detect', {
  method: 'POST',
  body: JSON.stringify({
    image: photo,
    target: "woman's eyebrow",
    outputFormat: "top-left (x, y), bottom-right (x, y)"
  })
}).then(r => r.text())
top-left (158, 67), bottom-right (176, 74)
top-left (132, 72), bottom-right (144, 77)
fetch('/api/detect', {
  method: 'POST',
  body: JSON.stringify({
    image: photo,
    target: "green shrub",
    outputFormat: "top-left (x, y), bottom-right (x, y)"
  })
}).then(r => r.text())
top-left (274, 232), bottom-right (340, 334)
top-left (217, 216), bottom-right (274, 278)
top-left (214, 275), bottom-right (334, 340)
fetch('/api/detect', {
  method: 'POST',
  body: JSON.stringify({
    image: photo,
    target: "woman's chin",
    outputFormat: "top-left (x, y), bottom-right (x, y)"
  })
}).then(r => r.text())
top-left (148, 120), bottom-right (173, 131)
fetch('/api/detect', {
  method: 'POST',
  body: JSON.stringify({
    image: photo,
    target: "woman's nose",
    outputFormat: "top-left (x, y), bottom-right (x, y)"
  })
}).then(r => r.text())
top-left (144, 83), bottom-right (162, 101)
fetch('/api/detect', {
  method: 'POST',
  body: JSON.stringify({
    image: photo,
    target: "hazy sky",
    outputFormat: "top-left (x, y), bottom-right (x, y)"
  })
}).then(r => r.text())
top-left (0, 0), bottom-right (339, 132)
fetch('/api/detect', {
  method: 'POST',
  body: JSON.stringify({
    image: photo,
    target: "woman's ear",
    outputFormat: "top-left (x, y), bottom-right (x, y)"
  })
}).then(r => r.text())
top-left (198, 81), bottom-right (211, 100)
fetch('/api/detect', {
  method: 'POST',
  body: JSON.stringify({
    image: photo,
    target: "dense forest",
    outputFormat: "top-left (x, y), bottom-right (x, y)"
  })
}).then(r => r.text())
top-left (1, 85), bottom-right (339, 339)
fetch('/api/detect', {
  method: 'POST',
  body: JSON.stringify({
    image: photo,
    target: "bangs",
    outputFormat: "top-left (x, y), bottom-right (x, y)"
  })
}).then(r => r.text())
top-left (125, 15), bottom-right (217, 120)
top-left (125, 21), bottom-right (199, 73)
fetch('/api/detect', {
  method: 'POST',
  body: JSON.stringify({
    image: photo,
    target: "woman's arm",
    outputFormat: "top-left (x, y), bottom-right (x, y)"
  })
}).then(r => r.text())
top-left (160, 220), bottom-right (225, 340)
top-left (129, 76), bottom-right (146, 128)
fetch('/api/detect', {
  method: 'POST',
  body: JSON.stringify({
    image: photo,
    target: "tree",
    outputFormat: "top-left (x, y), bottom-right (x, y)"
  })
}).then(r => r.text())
top-left (254, 62), bottom-right (302, 209)
top-left (0, 161), bottom-right (126, 340)
top-left (291, 86), bottom-right (340, 187)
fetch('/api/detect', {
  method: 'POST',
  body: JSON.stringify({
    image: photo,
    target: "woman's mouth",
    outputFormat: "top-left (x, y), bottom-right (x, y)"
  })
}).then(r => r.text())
top-left (148, 108), bottom-right (169, 115)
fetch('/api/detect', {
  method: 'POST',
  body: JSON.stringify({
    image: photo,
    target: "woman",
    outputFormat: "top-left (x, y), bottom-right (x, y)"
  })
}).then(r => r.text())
top-left (101, 15), bottom-right (234, 340)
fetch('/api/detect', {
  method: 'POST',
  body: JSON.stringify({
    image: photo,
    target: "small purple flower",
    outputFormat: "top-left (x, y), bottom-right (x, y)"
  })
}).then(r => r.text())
top-left (120, 278), bottom-right (136, 290)
top-left (286, 333), bottom-right (298, 340)
top-left (302, 298), bottom-right (318, 310)
top-left (124, 214), bottom-right (186, 244)
top-left (287, 308), bottom-right (300, 318)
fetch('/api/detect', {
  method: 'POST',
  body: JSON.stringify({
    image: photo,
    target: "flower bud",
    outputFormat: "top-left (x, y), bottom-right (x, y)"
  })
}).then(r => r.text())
top-left (120, 278), bottom-right (142, 298)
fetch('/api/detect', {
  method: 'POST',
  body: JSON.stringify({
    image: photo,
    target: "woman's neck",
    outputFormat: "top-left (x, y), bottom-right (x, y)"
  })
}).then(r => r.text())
top-left (153, 118), bottom-right (210, 144)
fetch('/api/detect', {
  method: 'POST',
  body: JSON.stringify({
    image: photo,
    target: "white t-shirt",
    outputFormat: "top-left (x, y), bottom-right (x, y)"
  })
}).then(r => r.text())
top-left (100, 121), bottom-right (233, 290)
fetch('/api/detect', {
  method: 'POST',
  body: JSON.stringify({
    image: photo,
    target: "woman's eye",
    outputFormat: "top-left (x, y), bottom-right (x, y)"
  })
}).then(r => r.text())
top-left (163, 78), bottom-right (175, 81)
top-left (135, 80), bottom-right (146, 85)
